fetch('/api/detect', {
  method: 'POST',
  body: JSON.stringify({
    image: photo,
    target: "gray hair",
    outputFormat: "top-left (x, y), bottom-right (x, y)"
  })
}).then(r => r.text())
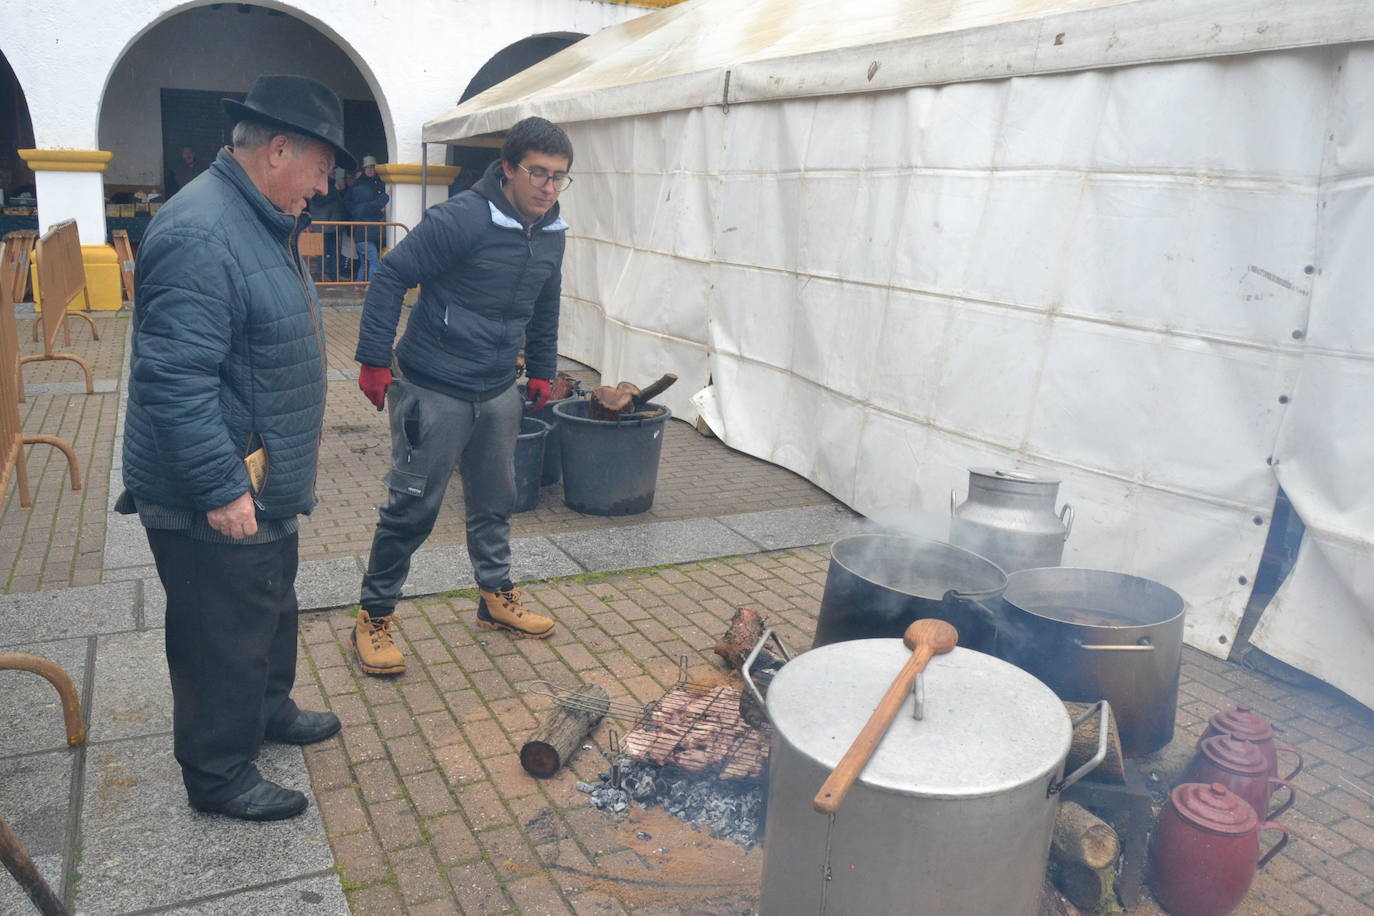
top-left (230, 119), bottom-right (309, 153)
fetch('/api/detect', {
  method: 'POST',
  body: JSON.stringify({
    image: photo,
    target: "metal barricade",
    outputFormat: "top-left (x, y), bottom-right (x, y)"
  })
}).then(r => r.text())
top-left (300, 220), bottom-right (410, 286)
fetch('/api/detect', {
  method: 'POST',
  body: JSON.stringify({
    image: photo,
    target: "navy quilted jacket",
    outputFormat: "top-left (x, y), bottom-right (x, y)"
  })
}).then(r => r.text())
top-left (122, 148), bottom-right (327, 519)
top-left (354, 160), bottom-right (565, 400)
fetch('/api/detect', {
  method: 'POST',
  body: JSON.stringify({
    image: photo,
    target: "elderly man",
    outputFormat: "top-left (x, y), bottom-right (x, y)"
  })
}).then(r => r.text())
top-left (117, 75), bottom-right (353, 821)
top-left (351, 117), bottom-right (573, 675)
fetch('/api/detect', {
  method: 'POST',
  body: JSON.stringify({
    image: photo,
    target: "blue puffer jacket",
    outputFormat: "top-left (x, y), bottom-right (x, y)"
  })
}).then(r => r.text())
top-left (354, 160), bottom-right (566, 400)
top-left (122, 148), bottom-right (327, 519)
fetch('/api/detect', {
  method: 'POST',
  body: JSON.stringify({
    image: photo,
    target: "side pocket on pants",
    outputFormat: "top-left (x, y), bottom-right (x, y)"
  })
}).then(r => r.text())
top-left (385, 467), bottom-right (427, 497)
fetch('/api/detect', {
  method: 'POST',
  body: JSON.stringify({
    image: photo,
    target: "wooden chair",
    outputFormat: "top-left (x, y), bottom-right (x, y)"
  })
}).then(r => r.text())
top-left (1, 230), bottom-right (36, 305)
top-left (21, 220), bottom-right (95, 395)
top-left (0, 239), bottom-right (82, 505)
top-left (112, 229), bottom-right (136, 304)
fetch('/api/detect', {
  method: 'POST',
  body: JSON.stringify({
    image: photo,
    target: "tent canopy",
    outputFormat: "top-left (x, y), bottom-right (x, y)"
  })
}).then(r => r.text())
top-left (424, 0), bottom-right (1374, 143)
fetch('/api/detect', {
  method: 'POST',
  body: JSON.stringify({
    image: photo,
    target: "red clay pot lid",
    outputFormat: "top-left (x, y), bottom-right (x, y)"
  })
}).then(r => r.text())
top-left (1199, 735), bottom-right (1269, 775)
top-left (1172, 782), bottom-right (1259, 835)
top-left (1210, 706), bottom-right (1274, 742)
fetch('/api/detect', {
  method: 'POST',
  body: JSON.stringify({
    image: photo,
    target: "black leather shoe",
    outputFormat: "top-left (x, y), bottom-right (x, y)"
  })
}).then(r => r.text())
top-left (265, 709), bottom-right (341, 745)
top-left (194, 779), bottom-right (307, 821)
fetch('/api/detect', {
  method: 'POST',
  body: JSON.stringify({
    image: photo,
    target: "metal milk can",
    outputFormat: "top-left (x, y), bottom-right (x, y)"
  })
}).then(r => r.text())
top-left (950, 468), bottom-right (1073, 573)
top-left (757, 639), bottom-right (1106, 915)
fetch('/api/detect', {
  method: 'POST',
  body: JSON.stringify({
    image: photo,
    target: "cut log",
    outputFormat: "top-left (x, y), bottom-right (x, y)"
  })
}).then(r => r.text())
top-left (520, 684), bottom-right (610, 778)
top-left (1055, 862), bottom-right (1120, 914)
top-left (714, 607), bottom-right (766, 669)
top-left (1053, 802), bottom-right (1121, 870)
top-left (1064, 701), bottom-right (1126, 783)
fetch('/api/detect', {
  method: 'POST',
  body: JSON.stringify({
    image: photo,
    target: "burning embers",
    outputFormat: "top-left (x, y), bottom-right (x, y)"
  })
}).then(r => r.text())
top-left (578, 759), bottom-right (766, 848)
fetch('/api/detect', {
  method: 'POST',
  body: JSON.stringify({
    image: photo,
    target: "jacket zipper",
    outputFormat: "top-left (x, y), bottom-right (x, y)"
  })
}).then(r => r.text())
top-left (289, 213), bottom-right (327, 505)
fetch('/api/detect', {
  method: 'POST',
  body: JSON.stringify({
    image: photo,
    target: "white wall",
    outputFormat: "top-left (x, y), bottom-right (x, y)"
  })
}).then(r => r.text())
top-left (2, 0), bottom-right (643, 231)
top-left (99, 6), bottom-right (373, 186)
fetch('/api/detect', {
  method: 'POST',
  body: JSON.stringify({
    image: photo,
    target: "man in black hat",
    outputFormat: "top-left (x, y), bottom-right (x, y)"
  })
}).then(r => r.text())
top-left (117, 75), bottom-right (356, 821)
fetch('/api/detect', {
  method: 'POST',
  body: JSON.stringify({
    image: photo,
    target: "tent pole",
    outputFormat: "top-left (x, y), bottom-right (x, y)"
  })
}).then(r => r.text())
top-left (421, 143), bottom-right (429, 211)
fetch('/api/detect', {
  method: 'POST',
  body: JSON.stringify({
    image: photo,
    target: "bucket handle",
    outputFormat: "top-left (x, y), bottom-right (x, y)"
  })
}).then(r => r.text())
top-left (1074, 636), bottom-right (1155, 652)
top-left (1049, 699), bottom-right (1110, 797)
top-left (741, 628), bottom-right (792, 714)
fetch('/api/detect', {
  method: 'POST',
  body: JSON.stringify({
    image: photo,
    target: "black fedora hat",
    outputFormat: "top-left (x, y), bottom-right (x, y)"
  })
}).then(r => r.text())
top-left (224, 75), bottom-right (356, 171)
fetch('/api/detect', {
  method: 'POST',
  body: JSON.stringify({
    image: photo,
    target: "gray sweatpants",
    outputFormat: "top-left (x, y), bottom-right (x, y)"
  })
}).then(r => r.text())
top-left (360, 378), bottom-right (522, 615)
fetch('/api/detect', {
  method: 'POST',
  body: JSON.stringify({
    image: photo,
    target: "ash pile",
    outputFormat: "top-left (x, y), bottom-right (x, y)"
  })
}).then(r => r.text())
top-left (578, 757), bottom-right (766, 847)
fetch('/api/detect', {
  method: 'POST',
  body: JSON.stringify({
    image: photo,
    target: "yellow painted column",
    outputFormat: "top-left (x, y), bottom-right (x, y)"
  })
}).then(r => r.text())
top-left (18, 149), bottom-right (123, 311)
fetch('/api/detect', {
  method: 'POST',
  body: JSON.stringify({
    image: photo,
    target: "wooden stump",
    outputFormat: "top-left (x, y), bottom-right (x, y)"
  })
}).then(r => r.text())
top-left (1053, 802), bottom-right (1121, 870)
top-left (1064, 701), bottom-right (1126, 783)
top-left (520, 684), bottom-right (610, 778)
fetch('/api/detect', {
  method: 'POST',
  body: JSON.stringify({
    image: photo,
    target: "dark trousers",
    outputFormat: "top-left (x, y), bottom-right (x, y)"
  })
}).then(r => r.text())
top-left (360, 379), bottom-right (521, 616)
top-left (146, 529), bottom-right (301, 806)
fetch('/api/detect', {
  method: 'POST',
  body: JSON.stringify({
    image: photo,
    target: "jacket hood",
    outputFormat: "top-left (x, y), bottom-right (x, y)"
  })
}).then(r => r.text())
top-left (208, 147), bottom-right (310, 238)
top-left (472, 159), bottom-right (562, 231)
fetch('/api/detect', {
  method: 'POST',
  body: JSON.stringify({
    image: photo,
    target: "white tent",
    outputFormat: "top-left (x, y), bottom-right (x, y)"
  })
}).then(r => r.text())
top-left (424, 0), bottom-right (1374, 708)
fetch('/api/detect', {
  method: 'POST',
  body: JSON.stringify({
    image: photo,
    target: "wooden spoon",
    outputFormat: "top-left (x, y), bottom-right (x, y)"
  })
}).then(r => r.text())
top-left (812, 618), bottom-right (959, 815)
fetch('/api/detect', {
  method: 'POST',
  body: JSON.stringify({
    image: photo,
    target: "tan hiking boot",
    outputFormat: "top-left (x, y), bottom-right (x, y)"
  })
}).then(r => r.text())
top-left (477, 587), bottom-right (555, 639)
top-left (352, 610), bottom-right (406, 675)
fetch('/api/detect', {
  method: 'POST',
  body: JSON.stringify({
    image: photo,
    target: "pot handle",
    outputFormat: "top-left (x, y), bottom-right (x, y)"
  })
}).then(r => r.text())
top-left (1059, 504), bottom-right (1074, 537)
top-left (1074, 636), bottom-right (1155, 652)
top-left (1049, 700), bottom-right (1110, 797)
top-left (1266, 778), bottom-right (1297, 821)
top-left (741, 628), bottom-right (791, 715)
top-left (1257, 821), bottom-right (1290, 869)
top-left (950, 489), bottom-right (960, 518)
top-left (1275, 743), bottom-right (1304, 781)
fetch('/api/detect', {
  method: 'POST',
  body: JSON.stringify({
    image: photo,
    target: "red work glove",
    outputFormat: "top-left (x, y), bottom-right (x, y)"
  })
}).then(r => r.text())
top-left (358, 365), bottom-right (392, 411)
top-left (525, 377), bottom-right (551, 413)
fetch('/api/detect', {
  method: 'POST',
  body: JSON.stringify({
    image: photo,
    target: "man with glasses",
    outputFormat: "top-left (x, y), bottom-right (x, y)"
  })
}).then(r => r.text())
top-left (351, 117), bottom-right (573, 675)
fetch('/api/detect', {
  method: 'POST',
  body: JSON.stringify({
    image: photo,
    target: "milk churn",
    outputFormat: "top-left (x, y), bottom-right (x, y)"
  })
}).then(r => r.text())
top-left (950, 468), bottom-right (1073, 573)
top-left (757, 639), bottom-right (1106, 915)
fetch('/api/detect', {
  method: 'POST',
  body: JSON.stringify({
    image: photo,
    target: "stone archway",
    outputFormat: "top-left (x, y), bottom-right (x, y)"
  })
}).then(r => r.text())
top-left (96, 2), bottom-right (393, 195)
top-left (0, 48), bottom-right (37, 209)
top-left (448, 32), bottom-right (586, 193)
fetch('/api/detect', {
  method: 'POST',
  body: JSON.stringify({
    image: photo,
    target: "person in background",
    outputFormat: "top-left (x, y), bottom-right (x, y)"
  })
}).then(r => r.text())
top-left (349, 117), bottom-right (573, 675)
top-left (166, 145), bottom-right (205, 197)
top-left (307, 167), bottom-right (348, 280)
top-left (344, 154), bottom-right (388, 280)
top-left (117, 75), bottom-right (353, 821)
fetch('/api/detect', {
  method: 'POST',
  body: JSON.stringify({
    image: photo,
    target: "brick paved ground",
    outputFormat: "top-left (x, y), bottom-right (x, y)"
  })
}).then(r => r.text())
top-left (294, 548), bottom-right (1374, 916)
top-left (1, 313), bottom-right (123, 592)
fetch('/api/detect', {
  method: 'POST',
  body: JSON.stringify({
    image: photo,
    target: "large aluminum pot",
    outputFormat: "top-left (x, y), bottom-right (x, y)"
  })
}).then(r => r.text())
top-left (999, 567), bottom-right (1185, 756)
top-left (813, 533), bottom-right (1007, 653)
top-left (950, 468), bottom-right (1073, 573)
top-left (758, 639), bottom-right (1105, 915)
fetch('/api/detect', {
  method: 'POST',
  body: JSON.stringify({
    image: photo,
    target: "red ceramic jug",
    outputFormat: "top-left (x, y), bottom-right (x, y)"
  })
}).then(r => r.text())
top-left (1186, 735), bottom-right (1296, 821)
top-left (1150, 783), bottom-right (1289, 916)
top-left (1203, 706), bottom-right (1303, 781)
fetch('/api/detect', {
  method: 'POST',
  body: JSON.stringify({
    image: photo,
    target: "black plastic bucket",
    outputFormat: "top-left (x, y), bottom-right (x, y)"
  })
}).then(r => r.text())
top-left (513, 416), bottom-right (550, 513)
top-left (529, 396), bottom-right (574, 485)
top-left (553, 400), bottom-right (671, 516)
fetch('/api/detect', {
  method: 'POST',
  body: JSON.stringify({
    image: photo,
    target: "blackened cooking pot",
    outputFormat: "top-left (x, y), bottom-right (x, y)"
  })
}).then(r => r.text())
top-left (812, 533), bottom-right (1007, 652)
top-left (998, 567), bottom-right (1185, 756)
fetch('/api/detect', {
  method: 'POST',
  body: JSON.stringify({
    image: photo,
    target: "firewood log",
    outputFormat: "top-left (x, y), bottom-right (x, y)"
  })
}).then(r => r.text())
top-left (1053, 802), bottom-right (1121, 870)
top-left (714, 607), bottom-right (779, 670)
top-left (1055, 862), bottom-right (1121, 914)
top-left (520, 684), bottom-right (610, 778)
top-left (1064, 701), bottom-right (1126, 783)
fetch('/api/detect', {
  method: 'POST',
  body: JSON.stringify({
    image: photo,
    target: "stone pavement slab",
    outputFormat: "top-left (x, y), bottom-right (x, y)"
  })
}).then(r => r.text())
top-left (548, 518), bottom-right (762, 573)
top-left (88, 630), bottom-right (171, 743)
top-left (0, 749), bottom-right (73, 916)
top-left (0, 581), bottom-right (135, 646)
top-left (156, 873), bottom-right (346, 915)
top-left (716, 504), bottom-right (870, 551)
top-left (1, 637), bottom-right (88, 756)
top-left (76, 737), bottom-right (333, 915)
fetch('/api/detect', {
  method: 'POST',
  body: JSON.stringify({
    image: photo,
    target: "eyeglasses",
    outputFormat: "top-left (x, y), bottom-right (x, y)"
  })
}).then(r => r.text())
top-left (518, 164), bottom-right (573, 192)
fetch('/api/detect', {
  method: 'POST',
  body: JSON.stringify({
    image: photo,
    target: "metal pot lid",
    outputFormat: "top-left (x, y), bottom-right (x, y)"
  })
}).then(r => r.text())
top-left (1198, 735), bottom-right (1268, 775)
top-left (766, 640), bottom-right (1070, 799)
top-left (1209, 706), bottom-right (1274, 742)
top-left (1170, 782), bottom-right (1258, 835)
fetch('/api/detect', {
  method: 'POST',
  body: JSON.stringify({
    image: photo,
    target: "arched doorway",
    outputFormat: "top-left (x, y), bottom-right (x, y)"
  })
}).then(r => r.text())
top-left (0, 49), bottom-right (37, 213)
top-left (96, 3), bottom-right (388, 201)
top-left (447, 32), bottom-right (585, 193)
